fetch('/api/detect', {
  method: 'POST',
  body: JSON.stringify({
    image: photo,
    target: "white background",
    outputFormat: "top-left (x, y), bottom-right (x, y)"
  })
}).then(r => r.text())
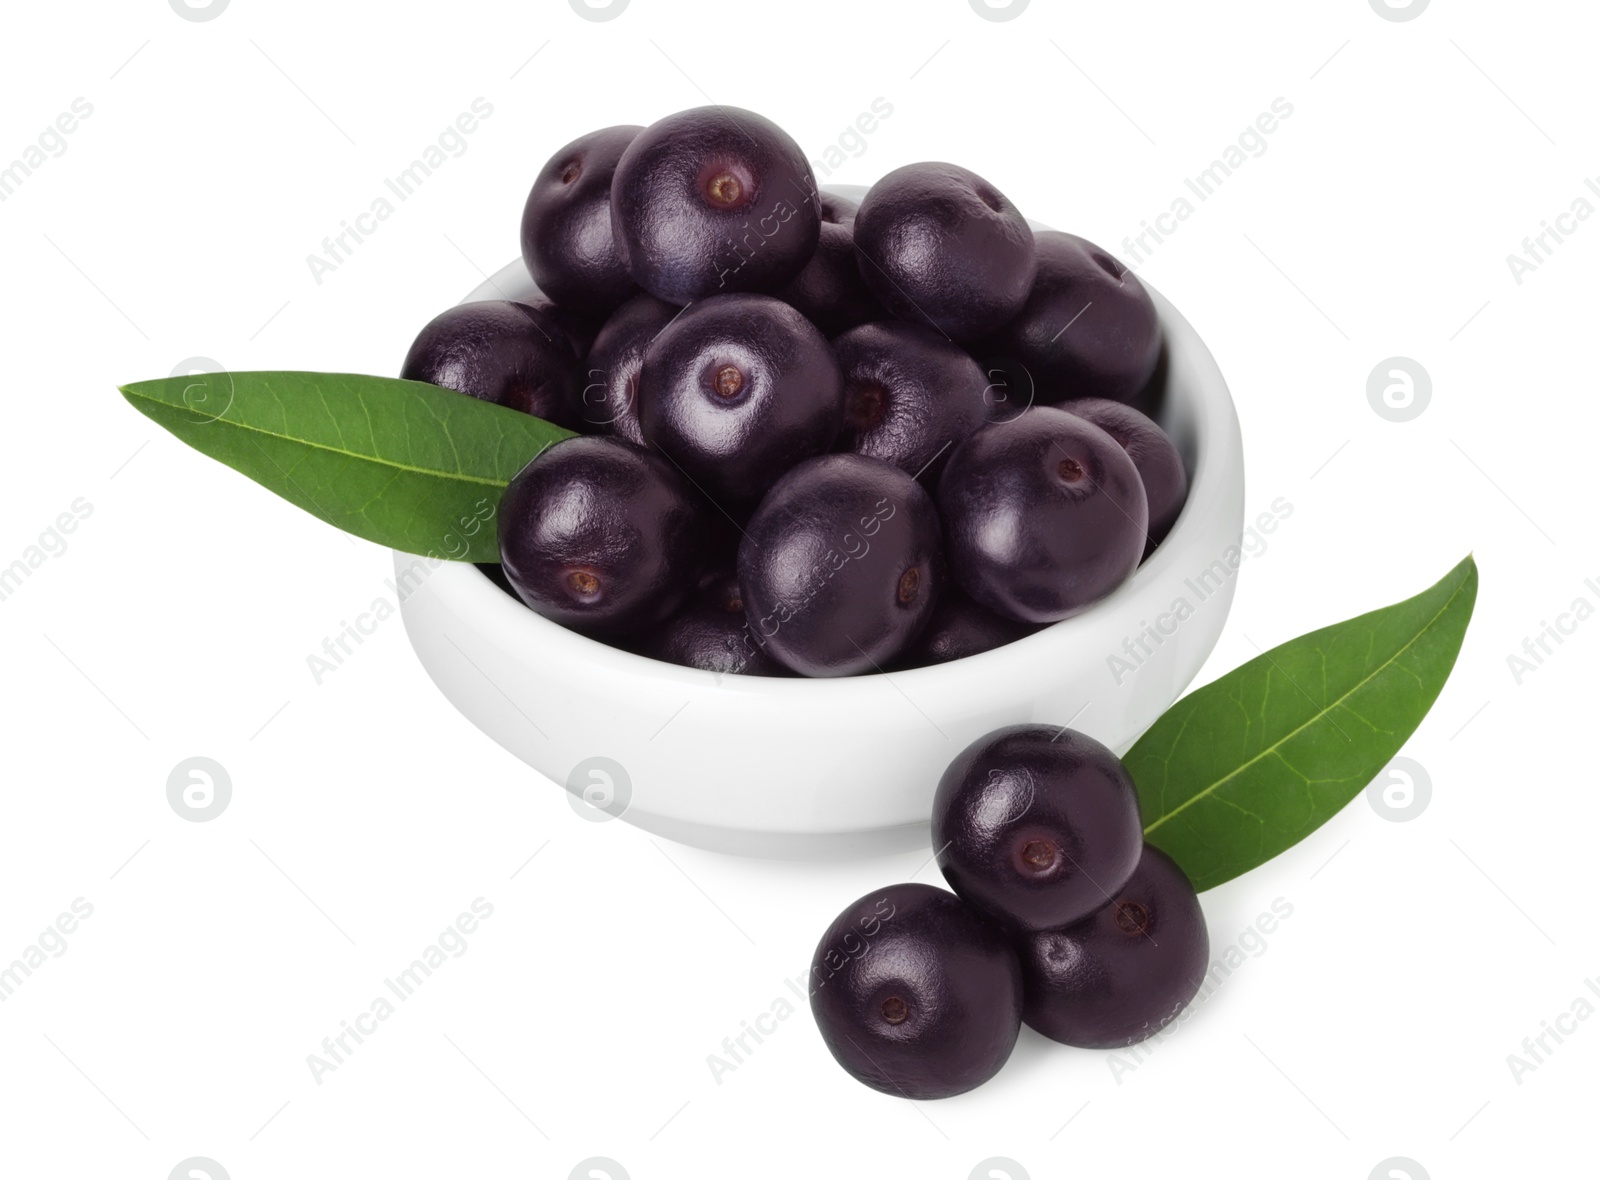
top-left (1, 1), bottom-right (1595, 1177)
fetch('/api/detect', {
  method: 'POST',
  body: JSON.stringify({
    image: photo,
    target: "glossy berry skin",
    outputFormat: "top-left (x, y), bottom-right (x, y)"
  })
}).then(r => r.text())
top-left (932, 725), bottom-right (1144, 934)
top-left (774, 193), bottom-right (885, 337)
top-left (938, 407), bottom-right (1148, 623)
top-left (520, 125), bottom-right (643, 318)
top-left (497, 437), bottom-right (705, 637)
top-left (577, 293), bottom-right (681, 445)
top-left (978, 232), bottom-right (1161, 405)
top-left (853, 162), bottom-right (1036, 341)
top-left (739, 455), bottom-right (943, 677)
top-left (401, 301), bottom-right (578, 427)
top-left (1062, 397), bottom-right (1188, 558)
top-left (1017, 845), bottom-right (1209, 1049)
top-left (901, 591), bottom-right (1038, 667)
top-left (832, 321), bottom-right (991, 485)
top-left (639, 294), bottom-right (843, 508)
top-left (810, 883), bottom-right (1022, 1100)
top-left (639, 572), bottom-right (788, 677)
top-left (611, 106), bottom-right (821, 304)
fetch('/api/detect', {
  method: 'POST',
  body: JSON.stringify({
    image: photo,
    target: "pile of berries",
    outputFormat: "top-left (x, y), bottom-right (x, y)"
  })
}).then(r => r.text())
top-left (810, 724), bottom-right (1209, 1098)
top-left (400, 106), bottom-right (1188, 678)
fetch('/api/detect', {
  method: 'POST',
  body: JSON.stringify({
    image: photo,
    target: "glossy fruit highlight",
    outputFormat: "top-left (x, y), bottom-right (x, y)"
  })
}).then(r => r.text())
top-left (577, 293), bottom-right (681, 445)
top-left (738, 454), bottom-right (942, 676)
top-left (497, 436), bottom-right (705, 636)
top-left (810, 883), bottom-right (1023, 1100)
top-left (521, 125), bottom-right (644, 318)
top-left (932, 724), bottom-right (1145, 933)
top-left (938, 407), bottom-right (1147, 622)
top-left (832, 321), bottom-right (992, 485)
top-left (400, 300), bottom-right (578, 427)
top-left (638, 294), bottom-right (843, 508)
top-left (853, 162), bottom-right (1036, 341)
top-left (611, 106), bottom-right (821, 304)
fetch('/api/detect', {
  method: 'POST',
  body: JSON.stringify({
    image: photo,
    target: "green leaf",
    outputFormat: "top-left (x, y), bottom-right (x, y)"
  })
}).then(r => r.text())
top-left (1129, 555), bottom-right (1478, 892)
top-left (119, 371), bottom-right (572, 562)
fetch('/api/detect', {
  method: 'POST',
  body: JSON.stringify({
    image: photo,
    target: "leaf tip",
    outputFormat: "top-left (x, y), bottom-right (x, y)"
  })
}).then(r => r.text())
top-left (118, 379), bottom-right (158, 403)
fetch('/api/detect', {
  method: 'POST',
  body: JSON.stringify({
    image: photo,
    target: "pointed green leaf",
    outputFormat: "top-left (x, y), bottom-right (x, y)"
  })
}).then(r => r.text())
top-left (1129, 556), bottom-right (1478, 892)
top-left (119, 371), bottom-right (572, 562)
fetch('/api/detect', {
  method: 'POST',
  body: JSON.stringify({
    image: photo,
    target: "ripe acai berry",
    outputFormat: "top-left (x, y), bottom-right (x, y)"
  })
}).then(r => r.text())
top-left (853, 162), bottom-right (1036, 341)
top-left (1061, 397), bottom-right (1188, 558)
top-left (520, 124), bottom-right (643, 318)
top-left (497, 437), bottom-right (705, 637)
top-left (773, 192), bottom-right (885, 337)
top-left (978, 231), bottom-right (1161, 405)
top-left (400, 300), bottom-right (578, 427)
top-left (738, 454), bottom-right (943, 677)
top-left (577, 292), bottom-right (682, 445)
top-left (519, 293), bottom-right (602, 361)
top-left (810, 882), bottom-right (1022, 1100)
top-left (638, 571), bottom-right (787, 677)
top-left (899, 591), bottom-right (1038, 667)
top-left (638, 293), bottom-right (843, 509)
top-left (832, 320), bottom-right (992, 486)
top-left (1016, 844), bottom-right (1209, 1049)
top-left (610, 106), bottom-right (821, 304)
top-left (938, 406), bottom-right (1147, 623)
top-left (932, 724), bottom-right (1144, 933)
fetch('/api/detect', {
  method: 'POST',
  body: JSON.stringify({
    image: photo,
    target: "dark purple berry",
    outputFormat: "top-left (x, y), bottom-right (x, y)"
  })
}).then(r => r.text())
top-left (817, 191), bottom-right (858, 225)
top-left (401, 300), bottom-right (578, 427)
top-left (938, 407), bottom-right (1147, 623)
top-left (832, 321), bottom-right (992, 485)
top-left (1124, 339), bottom-right (1170, 421)
top-left (853, 162), bottom-right (1036, 341)
top-left (639, 572), bottom-right (787, 677)
top-left (1062, 397), bottom-right (1188, 557)
top-left (810, 883), bottom-right (1022, 1100)
top-left (1017, 845), bottom-right (1209, 1049)
top-left (901, 591), bottom-right (1038, 666)
top-left (773, 193), bottom-right (885, 337)
top-left (497, 437), bottom-right (704, 637)
top-left (738, 455), bottom-right (943, 677)
top-left (577, 293), bottom-right (682, 445)
top-left (521, 294), bottom-right (602, 361)
top-left (611, 106), bottom-right (821, 304)
top-left (639, 294), bottom-right (843, 509)
top-left (933, 725), bottom-right (1144, 933)
top-left (520, 125), bottom-right (643, 318)
top-left (978, 232), bottom-right (1161, 405)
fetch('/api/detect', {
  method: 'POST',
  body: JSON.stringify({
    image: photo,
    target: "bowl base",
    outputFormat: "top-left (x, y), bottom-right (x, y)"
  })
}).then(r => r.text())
top-left (617, 808), bottom-right (931, 860)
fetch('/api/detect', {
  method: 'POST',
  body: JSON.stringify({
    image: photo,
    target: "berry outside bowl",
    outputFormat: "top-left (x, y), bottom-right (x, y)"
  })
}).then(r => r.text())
top-left (396, 188), bottom-right (1246, 859)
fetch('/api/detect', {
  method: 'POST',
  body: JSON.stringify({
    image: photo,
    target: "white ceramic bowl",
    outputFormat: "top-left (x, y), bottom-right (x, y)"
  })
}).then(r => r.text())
top-left (397, 194), bottom-right (1245, 858)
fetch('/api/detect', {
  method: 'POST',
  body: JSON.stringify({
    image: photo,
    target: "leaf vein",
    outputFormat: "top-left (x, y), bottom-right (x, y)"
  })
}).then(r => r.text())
top-left (124, 390), bottom-right (507, 486)
top-left (1143, 571), bottom-right (1474, 837)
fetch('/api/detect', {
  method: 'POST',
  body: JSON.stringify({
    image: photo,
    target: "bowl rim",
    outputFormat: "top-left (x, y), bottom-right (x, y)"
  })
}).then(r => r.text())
top-left (403, 248), bottom-right (1240, 701)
